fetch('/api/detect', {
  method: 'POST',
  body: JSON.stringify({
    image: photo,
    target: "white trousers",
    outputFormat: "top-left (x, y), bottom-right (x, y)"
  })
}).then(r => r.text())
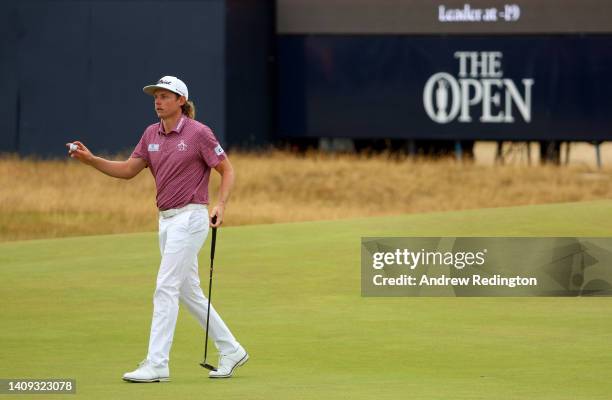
top-left (146, 206), bottom-right (239, 367)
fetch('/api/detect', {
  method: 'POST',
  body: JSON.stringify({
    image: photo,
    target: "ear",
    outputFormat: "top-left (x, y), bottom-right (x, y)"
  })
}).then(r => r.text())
top-left (178, 96), bottom-right (186, 106)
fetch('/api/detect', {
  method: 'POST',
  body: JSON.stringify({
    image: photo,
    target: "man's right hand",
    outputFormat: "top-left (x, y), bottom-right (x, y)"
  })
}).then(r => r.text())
top-left (66, 141), bottom-right (94, 165)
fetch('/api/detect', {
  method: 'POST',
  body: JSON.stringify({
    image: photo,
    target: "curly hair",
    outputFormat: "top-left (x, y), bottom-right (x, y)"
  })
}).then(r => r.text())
top-left (181, 99), bottom-right (196, 119)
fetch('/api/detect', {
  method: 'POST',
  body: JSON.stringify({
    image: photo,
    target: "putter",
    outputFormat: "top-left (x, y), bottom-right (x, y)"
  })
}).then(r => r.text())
top-left (200, 215), bottom-right (218, 372)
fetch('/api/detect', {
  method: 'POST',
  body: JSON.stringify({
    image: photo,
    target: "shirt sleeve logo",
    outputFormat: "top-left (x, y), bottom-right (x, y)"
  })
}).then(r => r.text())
top-left (214, 144), bottom-right (225, 156)
top-left (148, 143), bottom-right (160, 152)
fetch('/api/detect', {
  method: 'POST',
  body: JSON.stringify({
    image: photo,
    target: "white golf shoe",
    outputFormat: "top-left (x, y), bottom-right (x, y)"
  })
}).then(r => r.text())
top-left (122, 359), bottom-right (170, 383)
top-left (208, 346), bottom-right (249, 378)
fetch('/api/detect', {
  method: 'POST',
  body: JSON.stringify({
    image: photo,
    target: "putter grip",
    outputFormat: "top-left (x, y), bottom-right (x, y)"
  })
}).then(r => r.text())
top-left (210, 215), bottom-right (217, 260)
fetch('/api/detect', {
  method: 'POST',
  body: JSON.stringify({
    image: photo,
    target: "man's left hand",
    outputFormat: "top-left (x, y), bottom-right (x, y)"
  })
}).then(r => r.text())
top-left (210, 204), bottom-right (225, 227)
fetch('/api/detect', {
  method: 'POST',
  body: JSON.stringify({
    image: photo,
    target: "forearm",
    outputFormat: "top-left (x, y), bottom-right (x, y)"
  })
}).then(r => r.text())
top-left (89, 156), bottom-right (133, 179)
top-left (217, 167), bottom-right (235, 206)
top-left (209, 158), bottom-right (234, 227)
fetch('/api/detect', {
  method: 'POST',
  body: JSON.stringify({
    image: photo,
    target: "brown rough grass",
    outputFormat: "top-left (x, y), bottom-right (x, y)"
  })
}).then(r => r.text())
top-left (1, 146), bottom-right (612, 242)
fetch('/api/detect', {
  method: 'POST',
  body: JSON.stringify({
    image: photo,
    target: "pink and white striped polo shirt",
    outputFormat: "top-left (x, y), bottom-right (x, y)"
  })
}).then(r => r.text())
top-left (131, 116), bottom-right (226, 211)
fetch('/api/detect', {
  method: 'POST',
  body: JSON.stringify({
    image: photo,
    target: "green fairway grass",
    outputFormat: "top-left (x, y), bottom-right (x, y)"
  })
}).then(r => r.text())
top-left (1, 201), bottom-right (612, 399)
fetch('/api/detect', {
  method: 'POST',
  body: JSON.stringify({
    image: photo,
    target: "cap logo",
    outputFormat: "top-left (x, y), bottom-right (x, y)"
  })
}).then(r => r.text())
top-left (158, 79), bottom-right (172, 85)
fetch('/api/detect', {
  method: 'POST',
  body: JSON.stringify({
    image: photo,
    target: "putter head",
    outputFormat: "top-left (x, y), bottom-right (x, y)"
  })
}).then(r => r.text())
top-left (200, 362), bottom-right (217, 372)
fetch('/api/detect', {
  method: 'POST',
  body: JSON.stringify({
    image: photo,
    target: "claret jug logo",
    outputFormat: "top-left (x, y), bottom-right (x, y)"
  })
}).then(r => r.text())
top-left (423, 51), bottom-right (534, 124)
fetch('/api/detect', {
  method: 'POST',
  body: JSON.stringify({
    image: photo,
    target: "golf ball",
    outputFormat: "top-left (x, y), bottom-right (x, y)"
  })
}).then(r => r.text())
top-left (69, 143), bottom-right (78, 152)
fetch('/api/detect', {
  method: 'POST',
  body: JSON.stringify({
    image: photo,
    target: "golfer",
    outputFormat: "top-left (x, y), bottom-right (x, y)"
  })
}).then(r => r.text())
top-left (67, 76), bottom-right (248, 381)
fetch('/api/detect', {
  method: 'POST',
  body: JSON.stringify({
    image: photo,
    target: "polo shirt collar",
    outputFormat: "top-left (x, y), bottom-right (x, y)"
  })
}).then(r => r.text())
top-left (158, 115), bottom-right (187, 135)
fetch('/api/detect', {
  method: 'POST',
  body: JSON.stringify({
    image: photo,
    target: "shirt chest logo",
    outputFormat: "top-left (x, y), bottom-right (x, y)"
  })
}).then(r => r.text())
top-left (148, 143), bottom-right (160, 152)
top-left (177, 140), bottom-right (188, 151)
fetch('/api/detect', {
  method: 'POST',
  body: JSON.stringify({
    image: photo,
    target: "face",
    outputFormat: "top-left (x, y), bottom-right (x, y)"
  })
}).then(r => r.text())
top-left (153, 89), bottom-right (185, 119)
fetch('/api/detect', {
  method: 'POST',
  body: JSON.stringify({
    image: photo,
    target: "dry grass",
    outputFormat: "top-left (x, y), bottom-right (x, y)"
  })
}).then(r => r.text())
top-left (1, 145), bottom-right (612, 242)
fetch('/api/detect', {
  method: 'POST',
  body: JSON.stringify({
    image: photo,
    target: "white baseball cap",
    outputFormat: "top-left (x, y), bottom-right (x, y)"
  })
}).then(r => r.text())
top-left (143, 76), bottom-right (189, 100)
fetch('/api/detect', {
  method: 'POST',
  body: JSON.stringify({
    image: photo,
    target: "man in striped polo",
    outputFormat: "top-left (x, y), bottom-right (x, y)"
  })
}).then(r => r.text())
top-left (66, 76), bottom-right (248, 381)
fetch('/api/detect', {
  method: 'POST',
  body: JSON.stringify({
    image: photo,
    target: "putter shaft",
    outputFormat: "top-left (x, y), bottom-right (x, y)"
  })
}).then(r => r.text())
top-left (201, 216), bottom-right (218, 372)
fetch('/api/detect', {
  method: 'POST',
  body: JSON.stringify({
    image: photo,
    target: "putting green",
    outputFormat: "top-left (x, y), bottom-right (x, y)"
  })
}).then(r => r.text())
top-left (1, 201), bottom-right (612, 399)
